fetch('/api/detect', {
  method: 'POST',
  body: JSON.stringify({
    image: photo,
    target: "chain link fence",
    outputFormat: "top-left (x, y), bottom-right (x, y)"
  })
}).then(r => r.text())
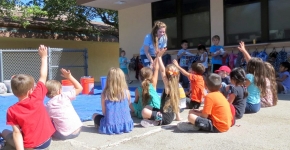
top-left (0, 48), bottom-right (88, 82)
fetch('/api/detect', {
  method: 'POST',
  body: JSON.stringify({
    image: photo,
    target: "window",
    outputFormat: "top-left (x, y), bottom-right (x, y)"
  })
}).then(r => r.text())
top-left (155, 17), bottom-right (177, 49)
top-left (152, 0), bottom-right (176, 19)
top-left (225, 2), bottom-right (261, 45)
top-left (151, 0), bottom-right (211, 49)
top-left (182, 11), bottom-right (211, 47)
top-left (269, 0), bottom-right (290, 40)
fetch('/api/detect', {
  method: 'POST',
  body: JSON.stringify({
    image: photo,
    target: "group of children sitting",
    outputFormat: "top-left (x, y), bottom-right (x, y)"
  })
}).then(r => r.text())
top-left (0, 41), bottom-right (288, 149)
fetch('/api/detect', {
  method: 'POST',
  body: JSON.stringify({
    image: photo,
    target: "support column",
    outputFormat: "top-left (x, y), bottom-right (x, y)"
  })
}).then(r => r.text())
top-left (210, 0), bottom-right (224, 45)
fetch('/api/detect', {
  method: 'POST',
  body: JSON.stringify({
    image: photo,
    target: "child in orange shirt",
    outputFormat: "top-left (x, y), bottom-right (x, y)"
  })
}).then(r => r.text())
top-left (173, 60), bottom-right (205, 109)
top-left (177, 73), bottom-right (234, 133)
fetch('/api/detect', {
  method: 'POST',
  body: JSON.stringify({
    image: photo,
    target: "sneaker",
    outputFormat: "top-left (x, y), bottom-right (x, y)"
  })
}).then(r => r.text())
top-left (0, 138), bottom-right (5, 150)
top-left (155, 112), bottom-right (163, 121)
top-left (177, 122), bottom-right (200, 132)
top-left (140, 119), bottom-right (160, 127)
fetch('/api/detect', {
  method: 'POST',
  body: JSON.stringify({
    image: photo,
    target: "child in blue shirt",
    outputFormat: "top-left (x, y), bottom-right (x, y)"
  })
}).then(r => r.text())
top-left (277, 62), bottom-right (290, 94)
top-left (119, 50), bottom-right (133, 84)
top-left (177, 40), bottom-right (195, 89)
top-left (210, 35), bottom-right (225, 73)
top-left (238, 41), bottom-right (267, 114)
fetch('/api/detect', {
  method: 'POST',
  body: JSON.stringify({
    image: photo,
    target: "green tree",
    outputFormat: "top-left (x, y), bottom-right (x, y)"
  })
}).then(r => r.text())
top-left (0, 0), bottom-right (118, 38)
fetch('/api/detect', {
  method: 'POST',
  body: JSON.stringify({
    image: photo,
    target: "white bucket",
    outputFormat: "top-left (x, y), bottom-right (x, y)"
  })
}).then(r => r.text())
top-left (62, 85), bottom-right (74, 93)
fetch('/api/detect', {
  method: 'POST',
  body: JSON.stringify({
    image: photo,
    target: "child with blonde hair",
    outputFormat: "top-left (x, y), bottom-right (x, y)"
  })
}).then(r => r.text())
top-left (45, 68), bottom-right (83, 140)
top-left (130, 58), bottom-right (161, 119)
top-left (93, 67), bottom-right (133, 135)
top-left (141, 49), bottom-right (180, 127)
top-left (261, 62), bottom-right (278, 107)
top-left (238, 42), bottom-right (267, 113)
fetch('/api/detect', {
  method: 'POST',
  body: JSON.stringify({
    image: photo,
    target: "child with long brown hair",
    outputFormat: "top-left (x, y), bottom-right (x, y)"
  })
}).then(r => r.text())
top-left (130, 58), bottom-right (161, 119)
top-left (238, 41), bottom-right (267, 113)
top-left (92, 67), bottom-right (133, 135)
top-left (261, 62), bottom-right (278, 107)
top-left (141, 49), bottom-right (180, 127)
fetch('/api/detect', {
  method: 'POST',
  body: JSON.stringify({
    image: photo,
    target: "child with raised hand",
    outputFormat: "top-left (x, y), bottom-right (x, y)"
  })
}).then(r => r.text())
top-left (130, 57), bottom-right (161, 119)
top-left (277, 62), bottom-right (290, 94)
top-left (141, 49), bottom-right (181, 127)
top-left (238, 41), bottom-right (267, 114)
top-left (0, 45), bottom-right (55, 149)
top-left (177, 73), bottom-right (233, 133)
top-left (261, 62), bottom-right (278, 107)
top-left (173, 60), bottom-right (205, 110)
top-left (92, 67), bottom-right (133, 135)
top-left (228, 68), bottom-right (248, 119)
top-left (45, 68), bottom-right (83, 140)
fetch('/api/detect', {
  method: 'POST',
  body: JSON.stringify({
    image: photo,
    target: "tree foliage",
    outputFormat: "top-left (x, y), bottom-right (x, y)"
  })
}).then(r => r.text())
top-left (0, 0), bottom-right (118, 38)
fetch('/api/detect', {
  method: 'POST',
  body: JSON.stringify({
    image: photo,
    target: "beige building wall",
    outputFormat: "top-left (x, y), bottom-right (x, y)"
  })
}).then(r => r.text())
top-left (119, 3), bottom-right (152, 80)
top-left (210, 0), bottom-right (224, 45)
top-left (0, 38), bottom-right (119, 82)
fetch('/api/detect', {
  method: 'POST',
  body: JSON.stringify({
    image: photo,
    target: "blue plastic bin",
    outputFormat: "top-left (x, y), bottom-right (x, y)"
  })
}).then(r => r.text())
top-left (100, 76), bottom-right (107, 90)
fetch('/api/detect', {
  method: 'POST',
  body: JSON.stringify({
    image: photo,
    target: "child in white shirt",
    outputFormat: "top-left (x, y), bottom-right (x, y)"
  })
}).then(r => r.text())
top-left (46, 68), bottom-right (83, 140)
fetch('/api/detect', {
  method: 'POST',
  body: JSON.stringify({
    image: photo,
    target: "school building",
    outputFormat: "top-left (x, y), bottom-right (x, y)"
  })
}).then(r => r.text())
top-left (78, 0), bottom-right (290, 56)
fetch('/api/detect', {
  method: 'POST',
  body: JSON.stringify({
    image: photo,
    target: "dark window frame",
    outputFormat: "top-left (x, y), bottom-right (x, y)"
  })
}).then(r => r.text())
top-left (151, 0), bottom-right (211, 50)
top-left (224, 0), bottom-right (290, 46)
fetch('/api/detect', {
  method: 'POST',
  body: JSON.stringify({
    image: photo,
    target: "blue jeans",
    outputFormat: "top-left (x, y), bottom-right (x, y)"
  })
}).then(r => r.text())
top-left (140, 55), bottom-right (155, 67)
top-left (245, 102), bottom-right (261, 114)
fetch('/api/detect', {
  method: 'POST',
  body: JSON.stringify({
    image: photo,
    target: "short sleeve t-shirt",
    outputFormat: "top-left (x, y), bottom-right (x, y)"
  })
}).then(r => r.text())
top-left (119, 57), bottom-right (128, 69)
top-left (140, 34), bottom-right (167, 56)
top-left (177, 49), bottom-right (196, 67)
top-left (210, 45), bottom-right (224, 65)
top-left (6, 82), bottom-right (55, 148)
top-left (279, 71), bottom-right (290, 90)
top-left (246, 74), bottom-right (261, 104)
top-left (46, 90), bottom-right (83, 136)
top-left (188, 74), bottom-right (205, 103)
top-left (229, 86), bottom-right (247, 119)
top-left (202, 92), bottom-right (233, 132)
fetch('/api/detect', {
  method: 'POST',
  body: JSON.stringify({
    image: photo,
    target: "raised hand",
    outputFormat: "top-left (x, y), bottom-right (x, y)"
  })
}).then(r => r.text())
top-left (60, 68), bottom-right (72, 79)
top-left (38, 45), bottom-right (47, 58)
top-left (172, 59), bottom-right (179, 67)
top-left (238, 41), bottom-right (246, 52)
top-left (157, 48), bottom-right (167, 57)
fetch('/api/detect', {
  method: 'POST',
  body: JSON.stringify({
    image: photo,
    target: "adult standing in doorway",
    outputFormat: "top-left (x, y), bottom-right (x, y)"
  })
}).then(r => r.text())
top-left (140, 21), bottom-right (167, 68)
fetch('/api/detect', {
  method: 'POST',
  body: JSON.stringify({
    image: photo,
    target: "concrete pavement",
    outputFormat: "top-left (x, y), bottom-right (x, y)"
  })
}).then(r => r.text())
top-left (3, 81), bottom-right (290, 150)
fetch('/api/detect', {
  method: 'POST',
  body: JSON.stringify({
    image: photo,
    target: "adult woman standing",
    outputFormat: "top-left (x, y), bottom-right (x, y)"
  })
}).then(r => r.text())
top-left (140, 21), bottom-right (167, 68)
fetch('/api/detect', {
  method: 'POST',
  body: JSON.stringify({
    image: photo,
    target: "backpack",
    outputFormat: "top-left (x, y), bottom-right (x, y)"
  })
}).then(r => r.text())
top-left (275, 48), bottom-right (288, 71)
top-left (256, 49), bottom-right (268, 61)
top-left (128, 57), bottom-right (136, 71)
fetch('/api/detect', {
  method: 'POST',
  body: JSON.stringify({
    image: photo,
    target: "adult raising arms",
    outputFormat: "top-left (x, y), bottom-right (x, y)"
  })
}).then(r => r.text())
top-left (140, 21), bottom-right (167, 68)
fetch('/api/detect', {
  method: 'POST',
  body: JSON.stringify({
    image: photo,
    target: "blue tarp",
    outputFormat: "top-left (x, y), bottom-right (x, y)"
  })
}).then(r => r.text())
top-left (0, 86), bottom-right (163, 131)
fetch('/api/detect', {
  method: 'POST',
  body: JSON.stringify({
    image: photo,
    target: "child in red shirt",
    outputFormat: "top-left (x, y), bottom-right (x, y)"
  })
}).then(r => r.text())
top-left (0, 45), bottom-right (55, 149)
top-left (173, 60), bottom-right (205, 109)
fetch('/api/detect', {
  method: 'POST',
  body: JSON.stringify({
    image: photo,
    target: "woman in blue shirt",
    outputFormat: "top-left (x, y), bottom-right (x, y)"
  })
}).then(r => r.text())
top-left (140, 21), bottom-right (167, 68)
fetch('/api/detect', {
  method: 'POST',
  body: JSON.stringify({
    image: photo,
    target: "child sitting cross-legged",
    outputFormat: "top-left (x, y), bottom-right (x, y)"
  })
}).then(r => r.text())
top-left (0, 45), bottom-right (55, 149)
top-left (177, 73), bottom-right (234, 133)
top-left (45, 68), bottom-right (83, 140)
top-left (140, 49), bottom-right (180, 127)
top-left (92, 67), bottom-right (134, 135)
